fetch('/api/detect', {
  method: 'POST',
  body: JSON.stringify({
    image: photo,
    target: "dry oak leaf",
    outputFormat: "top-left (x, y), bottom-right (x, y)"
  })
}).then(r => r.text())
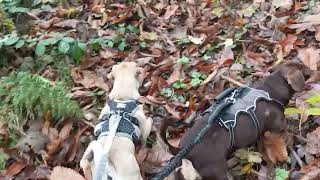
top-left (297, 47), bottom-right (320, 71)
top-left (305, 127), bottom-right (320, 155)
top-left (163, 4), bottom-right (179, 20)
top-left (272, 0), bottom-right (293, 10)
top-left (316, 26), bottom-right (320, 41)
top-left (4, 161), bottom-right (27, 178)
top-left (50, 166), bottom-right (85, 180)
top-left (71, 68), bottom-right (109, 91)
top-left (279, 34), bottom-right (297, 57)
top-left (262, 131), bottom-right (288, 164)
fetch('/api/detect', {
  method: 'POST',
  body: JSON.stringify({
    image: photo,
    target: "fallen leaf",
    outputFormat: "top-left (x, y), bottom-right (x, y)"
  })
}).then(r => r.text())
top-left (163, 4), bottom-right (179, 20)
top-left (59, 120), bottom-right (73, 141)
top-left (164, 104), bottom-right (181, 119)
top-left (234, 149), bottom-right (263, 163)
top-left (305, 127), bottom-right (320, 155)
top-left (316, 26), bottom-right (320, 41)
top-left (218, 47), bottom-right (234, 65)
top-left (272, 0), bottom-right (293, 10)
top-left (297, 47), bottom-right (320, 71)
top-left (4, 161), bottom-right (27, 177)
top-left (47, 138), bottom-right (62, 155)
top-left (169, 25), bottom-right (188, 40)
top-left (54, 19), bottom-right (80, 29)
top-left (71, 68), bottom-right (109, 91)
top-left (67, 126), bottom-right (89, 162)
top-left (146, 141), bottom-right (173, 164)
top-left (50, 166), bottom-right (85, 180)
top-left (300, 14), bottom-right (320, 25)
top-left (15, 130), bottom-right (49, 153)
top-left (279, 34), bottom-right (297, 57)
top-left (262, 131), bottom-right (288, 164)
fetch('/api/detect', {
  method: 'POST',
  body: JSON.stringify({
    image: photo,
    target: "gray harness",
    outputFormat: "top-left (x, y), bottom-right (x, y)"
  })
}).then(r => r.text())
top-left (94, 100), bottom-right (140, 143)
top-left (204, 87), bottom-right (273, 149)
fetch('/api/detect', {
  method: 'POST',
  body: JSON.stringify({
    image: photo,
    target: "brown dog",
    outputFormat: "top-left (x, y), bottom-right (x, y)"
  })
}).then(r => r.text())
top-left (159, 62), bottom-right (316, 180)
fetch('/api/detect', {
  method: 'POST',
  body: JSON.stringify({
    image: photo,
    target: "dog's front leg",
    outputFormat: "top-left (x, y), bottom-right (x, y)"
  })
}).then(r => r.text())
top-left (80, 140), bottom-right (96, 179)
top-left (133, 105), bottom-right (152, 144)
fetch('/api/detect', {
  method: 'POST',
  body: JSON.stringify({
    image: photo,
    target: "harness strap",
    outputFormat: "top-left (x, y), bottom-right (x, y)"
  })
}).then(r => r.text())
top-left (152, 100), bottom-right (234, 180)
top-left (228, 124), bottom-right (235, 150)
top-left (247, 108), bottom-right (261, 140)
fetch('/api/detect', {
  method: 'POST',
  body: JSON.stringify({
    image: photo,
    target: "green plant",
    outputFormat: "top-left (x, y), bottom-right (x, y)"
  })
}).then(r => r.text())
top-left (161, 88), bottom-right (173, 97)
top-left (275, 167), bottom-right (289, 180)
top-left (285, 95), bottom-right (320, 116)
top-left (172, 80), bottom-right (187, 89)
top-left (0, 72), bottom-right (82, 122)
top-left (0, 33), bottom-right (86, 61)
top-left (190, 71), bottom-right (207, 87)
top-left (0, 150), bottom-right (8, 170)
top-left (177, 56), bottom-right (189, 65)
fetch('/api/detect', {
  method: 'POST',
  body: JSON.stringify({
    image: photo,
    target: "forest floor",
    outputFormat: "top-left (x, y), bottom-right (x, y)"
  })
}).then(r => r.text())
top-left (0, 0), bottom-right (320, 179)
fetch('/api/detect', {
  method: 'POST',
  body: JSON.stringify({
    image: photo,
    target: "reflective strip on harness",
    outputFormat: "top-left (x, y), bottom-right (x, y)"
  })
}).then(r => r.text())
top-left (94, 99), bottom-right (140, 143)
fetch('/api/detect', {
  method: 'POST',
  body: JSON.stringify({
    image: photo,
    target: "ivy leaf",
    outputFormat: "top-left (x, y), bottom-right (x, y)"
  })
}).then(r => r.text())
top-left (62, 37), bottom-right (75, 43)
top-left (41, 38), bottom-right (59, 46)
top-left (190, 78), bottom-right (202, 87)
top-left (4, 36), bottom-right (19, 46)
top-left (305, 108), bottom-right (320, 115)
top-left (15, 39), bottom-right (25, 49)
top-left (275, 167), bottom-right (289, 180)
top-left (173, 81), bottom-right (187, 89)
top-left (191, 71), bottom-right (202, 78)
top-left (35, 42), bottom-right (46, 56)
top-left (284, 107), bottom-right (302, 115)
top-left (305, 95), bottom-right (320, 105)
top-left (118, 41), bottom-right (127, 51)
top-left (161, 88), bottom-right (173, 97)
top-left (177, 56), bottom-right (189, 64)
top-left (127, 25), bottom-right (138, 33)
top-left (78, 42), bottom-right (86, 51)
top-left (139, 42), bottom-right (146, 48)
top-left (58, 40), bottom-right (70, 54)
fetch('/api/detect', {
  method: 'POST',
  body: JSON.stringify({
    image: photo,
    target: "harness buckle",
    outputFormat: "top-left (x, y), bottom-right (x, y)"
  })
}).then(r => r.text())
top-left (225, 90), bottom-right (238, 104)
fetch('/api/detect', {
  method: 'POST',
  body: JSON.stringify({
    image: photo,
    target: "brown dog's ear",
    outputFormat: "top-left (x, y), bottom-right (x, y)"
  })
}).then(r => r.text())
top-left (285, 68), bottom-right (306, 92)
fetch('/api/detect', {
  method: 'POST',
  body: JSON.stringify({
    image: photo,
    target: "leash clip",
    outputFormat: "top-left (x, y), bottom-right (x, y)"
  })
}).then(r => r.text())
top-left (225, 90), bottom-right (238, 104)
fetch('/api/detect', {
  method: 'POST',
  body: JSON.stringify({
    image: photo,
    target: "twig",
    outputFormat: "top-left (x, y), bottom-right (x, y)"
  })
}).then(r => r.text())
top-left (300, 168), bottom-right (320, 180)
top-left (294, 134), bottom-right (308, 144)
top-left (220, 75), bottom-right (245, 87)
top-left (80, 119), bottom-right (95, 128)
top-left (288, 146), bottom-right (305, 168)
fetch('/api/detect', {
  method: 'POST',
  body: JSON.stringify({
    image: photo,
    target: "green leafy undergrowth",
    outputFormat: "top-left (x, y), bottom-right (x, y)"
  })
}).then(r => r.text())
top-left (285, 95), bottom-right (320, 116)
top-left (0, 150), bottom-right (8, 170)
top-left (0, 72), bottom-right (82, 123)
top-left (275, 167), bottom-right (289, 180)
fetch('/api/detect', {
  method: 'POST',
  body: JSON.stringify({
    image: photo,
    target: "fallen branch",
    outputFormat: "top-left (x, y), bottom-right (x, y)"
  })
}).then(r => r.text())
top-left (220, 75), bottom-right (245, 87)
top-left (288, 146), bottom-right (304, 168)
top-left (80, 119), bottom-right (95, 128)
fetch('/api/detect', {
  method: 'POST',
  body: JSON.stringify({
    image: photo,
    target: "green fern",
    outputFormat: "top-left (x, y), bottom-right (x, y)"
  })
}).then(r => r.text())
top-left (0, 72), bottom-right (82, 122)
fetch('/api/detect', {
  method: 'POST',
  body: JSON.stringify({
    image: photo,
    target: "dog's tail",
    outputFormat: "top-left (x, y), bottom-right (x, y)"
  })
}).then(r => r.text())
top-left (157, 116), bottom-right (182, 155)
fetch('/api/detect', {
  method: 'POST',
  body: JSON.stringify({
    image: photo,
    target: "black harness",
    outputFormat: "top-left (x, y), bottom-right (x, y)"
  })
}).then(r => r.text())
top-left (94, 100), bottom-right (140, 143)
top-left (152, 87), bottom-right (282, 180)
top-left (203, 87), bottom-right (272, 149)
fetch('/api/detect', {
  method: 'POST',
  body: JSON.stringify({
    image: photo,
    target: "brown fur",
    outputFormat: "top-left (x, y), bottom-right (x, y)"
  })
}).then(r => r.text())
top-left (159, 62), bottom-right (316, 180)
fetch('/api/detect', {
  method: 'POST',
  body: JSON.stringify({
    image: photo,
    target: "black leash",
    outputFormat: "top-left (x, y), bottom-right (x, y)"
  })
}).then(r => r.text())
top-left (152, 93), bottom-right (237, 180)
